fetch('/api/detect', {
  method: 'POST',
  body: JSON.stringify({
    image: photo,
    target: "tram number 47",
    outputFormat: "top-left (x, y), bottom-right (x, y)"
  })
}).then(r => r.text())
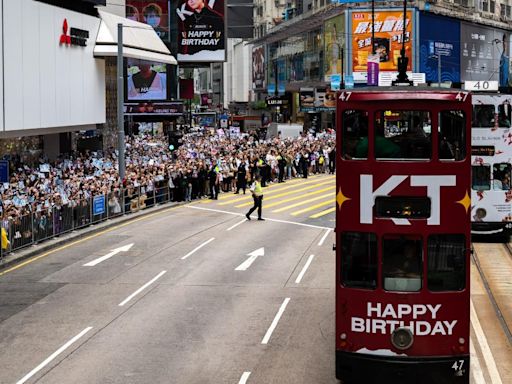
top-left (452, 360), bottom-right (465, 371)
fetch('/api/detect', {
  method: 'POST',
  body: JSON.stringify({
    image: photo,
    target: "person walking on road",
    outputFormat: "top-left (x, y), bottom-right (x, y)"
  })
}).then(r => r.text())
top-left (246, 175), bottom-right (264, 221)
top-left (235, 161), bottom-right (247, 194)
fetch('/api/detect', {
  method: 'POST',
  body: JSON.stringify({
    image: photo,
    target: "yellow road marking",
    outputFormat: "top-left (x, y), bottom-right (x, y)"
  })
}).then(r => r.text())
top-left (235, 180), bottom-right (334, 208)
top-left (0, 205), bottom-right (182, 278)
top-left (214, 175), bottom-right (334, 206)
top-left (309, 207), bottom-right (336, 219)
top-left (272, 193), bottom-right (334, 212)
top-left (264, 188), bottom-right (334, 209)
top-left (291, 200), bottom-right (333, 216)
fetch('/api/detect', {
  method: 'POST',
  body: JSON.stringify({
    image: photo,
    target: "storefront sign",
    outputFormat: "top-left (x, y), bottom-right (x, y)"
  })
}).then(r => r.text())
top-left (266, 96), bottom-right (290, 107)
top-left (176, 0), bottom-right (226, 62)
top-left (351, 10), bottom-right (413, 79)
top-left (300, 88), bottom-right (315, 112)
top-left (60, 19), bottom-right (89, 47)
top-left (124, 102), bottom-right (184, 115)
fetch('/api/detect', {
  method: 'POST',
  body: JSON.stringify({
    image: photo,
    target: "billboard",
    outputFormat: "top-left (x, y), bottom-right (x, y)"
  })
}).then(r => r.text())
top-left (126, 1), bottom-right (169, 41)
top-left (252, 46), bottom-right (266, 90)
top-left (351, 10), bottom-right (413, 76)
top-left (324, 15), bottom-right (345, 82)
top-left (124, 102), bottom-right (184, 115)
top-left (176, 0), bottom-right (226, 62)
top-left (460, 22), bottom-right (510, 84)
top-left (126, 59), bottom-right (167, 101)
top-left (419, 13), bottom-right (460, 83)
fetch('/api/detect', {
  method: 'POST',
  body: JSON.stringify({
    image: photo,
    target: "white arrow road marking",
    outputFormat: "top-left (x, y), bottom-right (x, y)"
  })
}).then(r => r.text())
top-left (16, 327), bottom-right (93, 384)
top-left (119, 271), bottom-right (167, 307)
top-left (83, 243), bottom-right (134, 267)
top-left (181, 237), bottom-right (215, 260)
top-left (262, 298), bottom-right (290, 344)
top-left (238, 372), bottom-right (251, 384)
top-left (235, 248), bottom-right (265, 271)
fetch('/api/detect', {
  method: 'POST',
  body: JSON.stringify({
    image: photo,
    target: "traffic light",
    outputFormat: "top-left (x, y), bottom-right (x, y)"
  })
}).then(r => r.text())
top-left (168, 131), bottom-right (183, 151)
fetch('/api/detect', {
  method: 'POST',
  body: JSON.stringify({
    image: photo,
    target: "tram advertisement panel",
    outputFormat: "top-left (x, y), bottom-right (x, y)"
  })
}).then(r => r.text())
top-left (460, 23), bottom-right (510, 84)
top-left (126, 0), bottom-right (169, 41)
top-left (350, 10), bottom-right (413, 77)
top-left (176, 0), bottom-right (226, 62)
top-left (419, 13), bottom-right (460, 83)
top-left (324, 15), bottom-right (345, 82)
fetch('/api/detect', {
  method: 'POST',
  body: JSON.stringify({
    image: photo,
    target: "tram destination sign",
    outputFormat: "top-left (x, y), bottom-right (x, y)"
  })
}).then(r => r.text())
top-left (464, 81), bottom-right (499, 92)
top-left (472, 146), bottom-right (495, 156)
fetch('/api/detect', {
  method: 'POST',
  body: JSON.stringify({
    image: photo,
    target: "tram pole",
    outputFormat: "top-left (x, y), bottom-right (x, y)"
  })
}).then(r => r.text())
top-left (117, 23), bottom-right (126, 182)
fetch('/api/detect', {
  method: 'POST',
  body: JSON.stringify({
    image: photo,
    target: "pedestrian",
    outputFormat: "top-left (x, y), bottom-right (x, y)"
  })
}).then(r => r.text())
top-left (235, 161), bottom-right (247, 194)
top-left (245, 175), bottom-right (264, 221)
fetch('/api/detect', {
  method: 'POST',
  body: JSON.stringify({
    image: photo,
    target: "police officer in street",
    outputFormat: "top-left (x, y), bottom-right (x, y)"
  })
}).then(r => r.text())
top-left (235, 161), bottom-right (247, 194)
top-left (246, 175), bottom-right (264, 221)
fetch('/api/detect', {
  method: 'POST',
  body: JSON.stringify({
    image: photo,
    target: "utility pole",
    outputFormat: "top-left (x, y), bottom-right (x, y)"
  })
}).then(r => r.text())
top-left (117, 23), bottom-right (126, 182)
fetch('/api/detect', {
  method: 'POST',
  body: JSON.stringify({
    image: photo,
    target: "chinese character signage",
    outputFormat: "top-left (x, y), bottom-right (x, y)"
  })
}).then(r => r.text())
top-left (176, 0), bottom-right (226, 62)
top-left (351, 10), bottom-right (413, 77)
top-left (126, 1), bottom-right (169, 41)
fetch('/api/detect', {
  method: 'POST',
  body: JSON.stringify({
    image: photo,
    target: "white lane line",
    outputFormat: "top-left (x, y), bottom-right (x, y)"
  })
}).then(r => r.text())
top-left (295, 255), bottom-right (315, 284)
top-left (16, 326), bottom-right (93, 384)
top-left (227, 219), bottom-right (247, 231)
top-left (470, 336), bottom-right (486, 384)
top-left (261, 298), bottom-right (290, 345)
top-left (118, 271), bottom-right (167, 307)
top-left (317, 229), bottom-right (332, 246)
top-left (187, 206), bottom-right (333, 230)
top-left (181, 237), bottom-right (215, 260)
top-left (470, 299), bottom-right (503, 384)
top-left (83, 243), bottom-right (134, 267)
top-left (238, 371), bottom-right (251, 384)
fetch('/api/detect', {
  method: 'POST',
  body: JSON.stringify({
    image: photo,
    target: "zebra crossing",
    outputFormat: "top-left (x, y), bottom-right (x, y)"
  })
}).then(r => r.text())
top-left (194, 174), bottom-right (336, 221)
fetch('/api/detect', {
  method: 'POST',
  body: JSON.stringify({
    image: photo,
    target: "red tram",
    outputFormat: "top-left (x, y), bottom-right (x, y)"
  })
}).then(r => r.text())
top-left (335, 88), bottom-right (472, 383)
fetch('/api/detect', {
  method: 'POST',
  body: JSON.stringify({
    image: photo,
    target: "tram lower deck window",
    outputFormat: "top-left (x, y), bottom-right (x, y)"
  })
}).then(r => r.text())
top-left (341, 232), bottom-right (377, 289)
top-left (382, 236), bottom-right (423, 292)
top-left (427, 235), bottom-right (466, 291)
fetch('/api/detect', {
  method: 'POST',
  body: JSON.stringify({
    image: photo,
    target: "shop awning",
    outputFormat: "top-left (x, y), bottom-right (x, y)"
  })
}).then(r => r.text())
top-left (94, 10), bottom-right (177, 65)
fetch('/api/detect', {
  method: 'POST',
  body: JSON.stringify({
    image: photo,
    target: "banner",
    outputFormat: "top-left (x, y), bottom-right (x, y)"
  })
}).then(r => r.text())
top-left (351, 10), bottom-right (413, 77)
top-left (126, 1), bottom-right (169, 41)
top-left (324, 15), bottom-right (345, 82)
top-left (176, 0), bottom-right (226, 62)
top-left (367, 54), bottom-right (380, 86)
top-left (252, 46), bottom-right (266, 89)
top-left (300, 88), bottom-right (315, 112)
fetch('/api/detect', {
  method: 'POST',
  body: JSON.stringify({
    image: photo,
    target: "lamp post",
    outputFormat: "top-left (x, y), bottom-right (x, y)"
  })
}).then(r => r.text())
top-left (117, 23), bottom-right (126, 183)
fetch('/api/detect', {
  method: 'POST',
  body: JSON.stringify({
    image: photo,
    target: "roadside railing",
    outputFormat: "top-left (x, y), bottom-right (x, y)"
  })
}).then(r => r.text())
top-left (0, 185), bottom-right (175, 260)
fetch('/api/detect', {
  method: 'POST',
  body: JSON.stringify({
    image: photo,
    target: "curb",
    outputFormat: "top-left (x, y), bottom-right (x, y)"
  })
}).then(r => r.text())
top-left (0, 200), bottom-right (189, 272)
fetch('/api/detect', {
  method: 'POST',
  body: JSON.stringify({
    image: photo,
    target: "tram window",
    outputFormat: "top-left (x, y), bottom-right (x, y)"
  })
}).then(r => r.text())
top-left (382, 236), bottom-right (423, 292)
top-left (375, 110), bottom-right (431, 160)
top-left (342, 110), bottom-right (368, 159)
top-left (341, 232), bottom-right (377, 289)
top-left (439, 110), bottom-right (466, 161)
top-left (498, 100), bottom-right (512, 128)
top-left (472, 165), bottom-right (491, 191)
top-left (472, 105), bottom-right (495, 128)
top-left (427, 235), bottom-right (465, 291)
top-left (492, 163), bottom-right (511, 190)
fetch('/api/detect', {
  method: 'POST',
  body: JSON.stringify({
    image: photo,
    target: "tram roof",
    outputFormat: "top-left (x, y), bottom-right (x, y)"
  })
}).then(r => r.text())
top-left (340, 86), bottom-right (471, 102)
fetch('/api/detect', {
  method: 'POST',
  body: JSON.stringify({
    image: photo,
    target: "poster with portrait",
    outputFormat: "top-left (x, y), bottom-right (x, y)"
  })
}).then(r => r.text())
top-left (176, 0), bottom-right (226, 62)
top-left (126, 59), bottom-right (167, 101)
top-left (324, 15), bottom-right (345, 82)
top-left (126, 1), bottom-right (169, 41)
top-left (252, 46), bottom-right (266, 90)
top-left (351, 10), bottom-right (413, 78)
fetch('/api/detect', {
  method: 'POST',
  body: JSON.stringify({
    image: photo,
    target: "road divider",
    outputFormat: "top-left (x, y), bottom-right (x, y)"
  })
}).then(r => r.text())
top-left (227, 219), bottom-right (247, 231)
top-left (118, 270), bottom-right (167, 307)
top-left (83, 243), bottom-right (134, 267)
top-left (262, 298), bottom-right (290, 345)
top-left (318, 229), bottom-right (332, 246)
top-left (181, 237), bottom-right (215, 260)
top-left (295, 255), bottom-right (315, 284)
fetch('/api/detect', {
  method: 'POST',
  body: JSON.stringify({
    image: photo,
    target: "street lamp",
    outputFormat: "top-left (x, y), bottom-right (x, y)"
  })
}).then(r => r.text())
top-left (117, 23), bottom-right (126, 183)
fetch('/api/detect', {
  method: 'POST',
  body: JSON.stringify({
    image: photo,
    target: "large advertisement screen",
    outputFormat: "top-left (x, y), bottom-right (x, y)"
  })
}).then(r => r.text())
top-left (351, 10), bottom-right (413, 75)
top-left (126, 1), bottom-right (169, 41)
top-left (176, 0), bottom-right (226, 62)
top-left (324, 15), bottom-right (345, 82)
top-left (460, 22), bottom-right (510, 84)
top-left (419, 13), bottom-right (460, 83)
top-left (252, 46), bottom-right (266, 90)
top-left (127, 59), bottom-right (167, 101)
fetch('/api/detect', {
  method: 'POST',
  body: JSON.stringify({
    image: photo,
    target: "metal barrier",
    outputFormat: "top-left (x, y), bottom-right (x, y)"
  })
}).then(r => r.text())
top-left (0, 184), bottom-right (174, 260)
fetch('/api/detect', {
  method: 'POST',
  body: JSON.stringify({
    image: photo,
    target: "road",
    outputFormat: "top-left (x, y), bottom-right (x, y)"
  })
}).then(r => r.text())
top-left (0, 174), bottom-right (510, 383)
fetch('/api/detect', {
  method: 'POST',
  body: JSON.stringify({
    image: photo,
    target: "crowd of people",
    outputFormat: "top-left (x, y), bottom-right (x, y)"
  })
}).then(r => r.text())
top-left (0, 130), bottom-right (336, 248)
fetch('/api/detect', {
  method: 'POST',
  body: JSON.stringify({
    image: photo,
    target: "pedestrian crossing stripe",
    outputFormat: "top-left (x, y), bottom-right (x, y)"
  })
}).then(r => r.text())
top-left (271, 192), bottom-right (334, 213)
top-left (264, 188), bottom-right (334, 209)
top-left (310, 207), bottom-right (336, 219)
top-left (291, 200), bottom-right (333, 216)
top-left (235, 180), bottom-right (334, 208)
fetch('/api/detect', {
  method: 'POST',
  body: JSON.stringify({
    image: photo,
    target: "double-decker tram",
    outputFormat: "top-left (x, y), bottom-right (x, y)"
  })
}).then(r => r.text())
top-left (471, 92), bottom-right (512, 236)
top-left (335, 88), bottom-right (472, 383)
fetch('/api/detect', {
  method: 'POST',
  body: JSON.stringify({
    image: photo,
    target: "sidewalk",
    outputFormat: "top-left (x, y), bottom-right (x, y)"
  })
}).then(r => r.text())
top-left (0, 200), bottom-right (185, 273)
